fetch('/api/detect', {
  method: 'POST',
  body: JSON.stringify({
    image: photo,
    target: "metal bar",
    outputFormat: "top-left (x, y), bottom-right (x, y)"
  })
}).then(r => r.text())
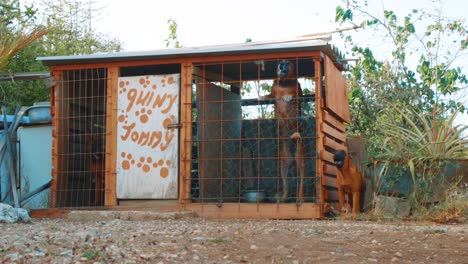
top-left (0, 72), bottom-right (50, 82)
top-left (20, 180), bottom-right (52, 205)
top-left (2, 106), bottom-right (19, 208)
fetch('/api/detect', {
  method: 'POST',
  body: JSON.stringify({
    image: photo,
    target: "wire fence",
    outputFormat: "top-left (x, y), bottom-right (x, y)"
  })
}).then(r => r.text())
top-left (52, 58), bottom-right (320, 207)
top-left (191, 58), bottom-right (318, 204)
top-left (55, 68), bottom-right (107, 207)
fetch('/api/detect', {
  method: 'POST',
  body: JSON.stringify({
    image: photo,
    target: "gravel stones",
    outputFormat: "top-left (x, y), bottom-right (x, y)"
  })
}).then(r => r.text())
top-left (0, 218), bottom-right (466, 263)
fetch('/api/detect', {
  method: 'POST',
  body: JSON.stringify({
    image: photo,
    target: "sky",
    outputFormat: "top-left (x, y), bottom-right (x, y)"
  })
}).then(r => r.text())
top-left (91, 0), bottom-right (466, 52)
top-left (34, 0), bottom-right (468, 125)
top-left (90, 0), bottom-right (468, 80)
top-left (90, 0), bottom-right (467, 125)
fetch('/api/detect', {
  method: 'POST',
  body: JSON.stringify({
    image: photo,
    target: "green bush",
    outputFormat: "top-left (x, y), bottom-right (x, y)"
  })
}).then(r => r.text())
top-left (376, 106), bottom-right (467, 208)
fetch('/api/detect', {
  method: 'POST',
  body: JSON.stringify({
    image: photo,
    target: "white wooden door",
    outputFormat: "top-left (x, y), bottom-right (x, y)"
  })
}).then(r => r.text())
top-left (116, 74), bottom-right (180, 199)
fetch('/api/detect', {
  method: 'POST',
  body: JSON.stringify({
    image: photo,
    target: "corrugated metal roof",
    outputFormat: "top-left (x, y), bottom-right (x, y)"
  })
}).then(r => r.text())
top-left (37, 37), bottom-right (348, 69)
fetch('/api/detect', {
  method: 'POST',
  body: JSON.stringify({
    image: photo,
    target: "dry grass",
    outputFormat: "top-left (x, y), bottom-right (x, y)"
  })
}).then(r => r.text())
top-left (424, 188), bottom-right (467, 224)
top-left (0, 26), bottom-right (48, 70)
top-left (337, 187), bottom-right (467, 224)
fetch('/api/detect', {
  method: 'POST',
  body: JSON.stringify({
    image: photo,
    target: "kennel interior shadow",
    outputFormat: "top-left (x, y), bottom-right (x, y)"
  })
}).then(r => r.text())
top-left (190, 104), bottom-right (317, 203)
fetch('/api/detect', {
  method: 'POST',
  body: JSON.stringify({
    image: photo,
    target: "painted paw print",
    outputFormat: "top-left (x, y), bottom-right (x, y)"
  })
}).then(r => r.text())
top-left (152, 159), bottom-right (171, 178)
top-left (167, 76), bottom-right (175, 84)
top-left (120, 151), bottom-right (136, 170)
top-left (118, 80), bottom-right (130, 94)
top-left (163, 115), bottom-right (176, 129)
top-left (139, 77), bottom-right (151, 88)
top-left (137, 156), bottom-right (154, 173)
top-left (135, 107), bottom-right (152, 124)
top-left (118, 111), bottom-right (129, 124)
top-left (120, 152), bottom-right (157, 174)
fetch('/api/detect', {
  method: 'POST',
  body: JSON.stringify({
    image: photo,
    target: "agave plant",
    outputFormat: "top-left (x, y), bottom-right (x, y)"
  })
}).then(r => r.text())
top-left (377, 105), bottom-right (467, 205)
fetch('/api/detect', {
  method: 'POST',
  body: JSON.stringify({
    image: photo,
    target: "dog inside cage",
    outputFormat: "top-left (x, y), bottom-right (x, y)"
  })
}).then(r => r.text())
top-left (56, 68), bottom-right (107, 207)
top-left (191, 58), bottom-right (317, 204)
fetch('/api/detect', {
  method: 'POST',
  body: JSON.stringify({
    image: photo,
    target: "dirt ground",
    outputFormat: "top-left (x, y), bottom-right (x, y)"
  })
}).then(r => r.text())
top-left (1, 214), bottom-right (466, 263)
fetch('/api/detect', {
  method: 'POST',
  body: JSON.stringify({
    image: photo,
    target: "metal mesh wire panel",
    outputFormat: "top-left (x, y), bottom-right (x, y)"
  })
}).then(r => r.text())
top-left (191, 58), bottom-right (317, 204)
top-left (55, 68), bottom-right (107, 207)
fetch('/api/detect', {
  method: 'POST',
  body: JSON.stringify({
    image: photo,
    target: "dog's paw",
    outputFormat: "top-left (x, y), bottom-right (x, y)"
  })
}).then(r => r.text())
top-left (290, 132), bottom-right (301, 140)
top-left (341, 204), bottom-right (351, 214)
top-left (296, 198), bottom-right (304, 206)
top-left (281, 95), bottom-right (293, 102)
top-left (279, 192), bottom-right (289, 203)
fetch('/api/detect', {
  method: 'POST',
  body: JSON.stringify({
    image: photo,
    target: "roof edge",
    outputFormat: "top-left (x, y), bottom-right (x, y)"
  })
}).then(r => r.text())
top-left (37, 38), bottom-right (348, 70)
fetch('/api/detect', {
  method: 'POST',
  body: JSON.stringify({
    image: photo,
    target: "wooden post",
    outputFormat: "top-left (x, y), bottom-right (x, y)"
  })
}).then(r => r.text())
top-left (180, 62), bottom-right (193, 205)
top-left (314, 56), bottom-right (326, 217)
top-left (50, 70), bottom-right (60, 208)
top-left (105, 66), bottom-right (119, 206)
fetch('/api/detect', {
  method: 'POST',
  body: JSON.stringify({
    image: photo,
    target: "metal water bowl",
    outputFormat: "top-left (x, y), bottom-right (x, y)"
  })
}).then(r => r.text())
top-left (243, 190), bottom-right (265, 203)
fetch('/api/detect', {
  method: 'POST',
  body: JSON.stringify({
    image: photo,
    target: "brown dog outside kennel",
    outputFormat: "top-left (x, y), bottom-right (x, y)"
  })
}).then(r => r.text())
top-left (37, 38), bottom-right (351, 219)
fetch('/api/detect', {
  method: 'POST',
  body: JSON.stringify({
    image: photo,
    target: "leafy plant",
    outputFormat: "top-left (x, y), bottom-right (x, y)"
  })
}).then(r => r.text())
top-left (81, 250), bottom-right (101, 260)
top-left (209, 237), bottom-right (229, 243)
top-left (335, 1), bottom-right (467, 218)
top-left (0, 0), bottom-right (123, 112)
top-left (376, 105), bottom-right (467, 206)
top-left (165, 18), bottom-right (182, 48)
top-left (335, 0), bottom-right (467, 156)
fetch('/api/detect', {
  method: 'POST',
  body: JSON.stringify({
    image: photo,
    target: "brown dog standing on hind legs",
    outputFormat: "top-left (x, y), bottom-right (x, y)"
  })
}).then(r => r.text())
top-left (333, 150), bottom-right (363, 215)
top-left (260, 60), bottom-right (305, 202)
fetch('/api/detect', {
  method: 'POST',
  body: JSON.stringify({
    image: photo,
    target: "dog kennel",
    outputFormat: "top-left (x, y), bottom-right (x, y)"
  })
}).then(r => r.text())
top-left (38, 38), bottom-right (350, 218)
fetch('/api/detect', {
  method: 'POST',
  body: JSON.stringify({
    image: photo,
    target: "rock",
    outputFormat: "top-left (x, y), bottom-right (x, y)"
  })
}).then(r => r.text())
top-left (395, 252), bottom-right (403, 257)
top-left (6, 252), bottom-right (19, 261)
top-left (140, 254), bottom-right (155, 260)
top-left (375, 195), bottom-right (411, 217)
top-left (68, 210), bottom-right (196, 221)
top-left (344, 252), bottom-right (357, 257)
top-left (68, 211), bottom-right (119, 221)
top-left (17, 208), bottom-right (32, 222)
top-left (305, 229), bottom-right (325, 235)
top-left (368, 258), bottom-right (378, 262)
top-left (250, 245), bottom-right (258, 250)
top-left (0, 203), bottom-right (31, 223)
top-left (335, 248), bottom-right (344, 254)
top-left (60, 249), bottom-right (73, 257)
